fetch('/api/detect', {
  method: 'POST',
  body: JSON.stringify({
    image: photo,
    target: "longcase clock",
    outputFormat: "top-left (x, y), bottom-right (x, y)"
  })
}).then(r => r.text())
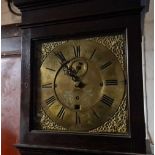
top-left (14, 0), bottom-right (146, 154)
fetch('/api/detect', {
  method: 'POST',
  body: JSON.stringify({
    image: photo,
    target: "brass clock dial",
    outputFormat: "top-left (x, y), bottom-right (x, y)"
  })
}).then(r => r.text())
top-left (40, 40), bottom-right (125, 131)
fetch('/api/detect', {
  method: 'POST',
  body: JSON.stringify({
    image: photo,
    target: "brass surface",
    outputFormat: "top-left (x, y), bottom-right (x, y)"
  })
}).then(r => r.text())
top-left (38, 35), bottom-right (127, 132)
top-left (90, 95), bottom-right (127, 133)
top-left (87, 35), bottom-right (125, 70)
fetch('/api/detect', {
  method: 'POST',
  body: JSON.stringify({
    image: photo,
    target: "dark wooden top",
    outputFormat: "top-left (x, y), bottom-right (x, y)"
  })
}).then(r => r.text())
top-left (14, 0), bottom-right (145, 10)
top-left (14, 0), bottom-right (146, 27)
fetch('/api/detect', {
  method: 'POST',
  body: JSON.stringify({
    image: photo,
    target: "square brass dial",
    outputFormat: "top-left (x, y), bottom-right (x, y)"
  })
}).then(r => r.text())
top-left (33, 33), bottom-right (128, 134)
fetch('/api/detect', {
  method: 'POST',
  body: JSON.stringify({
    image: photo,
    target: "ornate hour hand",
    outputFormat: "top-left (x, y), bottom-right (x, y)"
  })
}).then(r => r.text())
top-left (66, 59), bottom-right (88, 88)
top-left (54, 51), bottom-right (85, 87)
top-left (63, 64), bottom-right (86, 88)
top-left (53, 51), bottom-right (72, 76)
top-left (66, 66), bottom-right (81, 82)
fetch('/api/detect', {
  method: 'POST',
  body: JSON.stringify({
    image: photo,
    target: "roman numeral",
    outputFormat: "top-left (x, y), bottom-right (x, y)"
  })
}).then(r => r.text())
top-left (100, 95), bottom-right (114, 107)
top-left (75, 112), bottom-right (81, 125)
top-left (100, 61), bottom-right (112, 70)
top-left (89, 49), bottom-right (96, 60)
top-left (91, 108), bottom-right (100, 119)
top-left (57, 107), bottom-right (65, 120)
top-left (45, 96), bottom-right (56, 106)
top-left (42, 83), bottom-right (53, 88)
top-left (105, 80), bottom-right (118, 86)
top-left (73, 45), bottom-right (80, 57)
top-left (54, 51), bottom-right (66, 64)
top-left (46, 67), bottom-right (55, 71)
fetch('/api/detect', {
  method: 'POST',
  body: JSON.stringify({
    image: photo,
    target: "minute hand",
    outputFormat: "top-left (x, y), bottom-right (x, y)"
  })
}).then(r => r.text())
top-left (65, 65), bottom-right (80, 82)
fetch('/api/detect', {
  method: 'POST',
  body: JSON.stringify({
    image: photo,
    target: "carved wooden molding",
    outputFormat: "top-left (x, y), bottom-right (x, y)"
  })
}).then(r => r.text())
top-left (1, 24), bottom-right (21, 57)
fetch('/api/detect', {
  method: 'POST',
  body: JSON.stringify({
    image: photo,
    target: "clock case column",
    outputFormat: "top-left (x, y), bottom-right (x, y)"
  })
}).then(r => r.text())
top-left (14, 0), bottom-right (147, 154)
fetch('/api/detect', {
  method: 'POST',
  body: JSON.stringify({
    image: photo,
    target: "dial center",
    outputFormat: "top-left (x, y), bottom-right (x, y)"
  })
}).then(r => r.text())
top-left (54, 59), bottom-right (103, 112)
top-left (69, 58), bottom-right (88, 77)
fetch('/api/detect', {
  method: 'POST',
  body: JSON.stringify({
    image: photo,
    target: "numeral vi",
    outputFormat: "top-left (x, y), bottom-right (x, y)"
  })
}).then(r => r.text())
top-left (75, 112), bottom-right (81, 125)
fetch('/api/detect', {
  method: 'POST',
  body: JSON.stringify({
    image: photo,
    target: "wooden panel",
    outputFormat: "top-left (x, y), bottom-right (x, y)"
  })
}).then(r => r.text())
top-left (1, 37), bottom-right (21, 53)
top-left (15, 144), bottom-right (146, 155)
top-left (1, 24), bottom-right (21, 155)
top-left (2, 24), bottom-right (21, 38)
top-left (1, 57), bottom-right (21, 155)
top-left (1, 0), bottom-right (21, 25)
top-left (1, 24), bottom-right (21, 57)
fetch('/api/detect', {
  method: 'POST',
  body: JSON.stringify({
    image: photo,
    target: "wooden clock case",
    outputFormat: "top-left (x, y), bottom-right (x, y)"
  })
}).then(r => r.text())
top-left (14, 0), bottom-right (146, 154)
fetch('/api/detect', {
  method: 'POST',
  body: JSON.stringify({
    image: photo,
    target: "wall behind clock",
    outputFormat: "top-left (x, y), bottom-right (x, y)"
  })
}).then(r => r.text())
top-left (1, 1), bottom-right (21, 155)
top-left (1, 24), bottom-right (21, 155)
top-left (143, 0), bottom-right (154, 151)
top-left (1, 0), bottom-right (21, 25)
top-left (1, 0), bottom-right (154, 154)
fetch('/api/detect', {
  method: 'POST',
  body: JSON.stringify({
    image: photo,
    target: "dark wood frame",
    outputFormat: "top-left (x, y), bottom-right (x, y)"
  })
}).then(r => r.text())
top-left (14, 0), bottom-right (146, 154)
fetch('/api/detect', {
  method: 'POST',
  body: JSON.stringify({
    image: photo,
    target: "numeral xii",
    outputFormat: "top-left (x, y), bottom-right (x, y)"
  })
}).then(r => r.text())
top-left (73, 45), bottom-right (80, 57)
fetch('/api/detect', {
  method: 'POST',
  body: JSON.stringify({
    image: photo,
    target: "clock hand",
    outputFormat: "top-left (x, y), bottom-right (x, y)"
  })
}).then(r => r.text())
top-left (69, 69), bottom-right (86, 88)
top-left (57, 58), bottom-right (85, 87)
top-left (67, 67), bottom-right (80, 82)
top-left (63, 65), bottom-right (86, 88)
